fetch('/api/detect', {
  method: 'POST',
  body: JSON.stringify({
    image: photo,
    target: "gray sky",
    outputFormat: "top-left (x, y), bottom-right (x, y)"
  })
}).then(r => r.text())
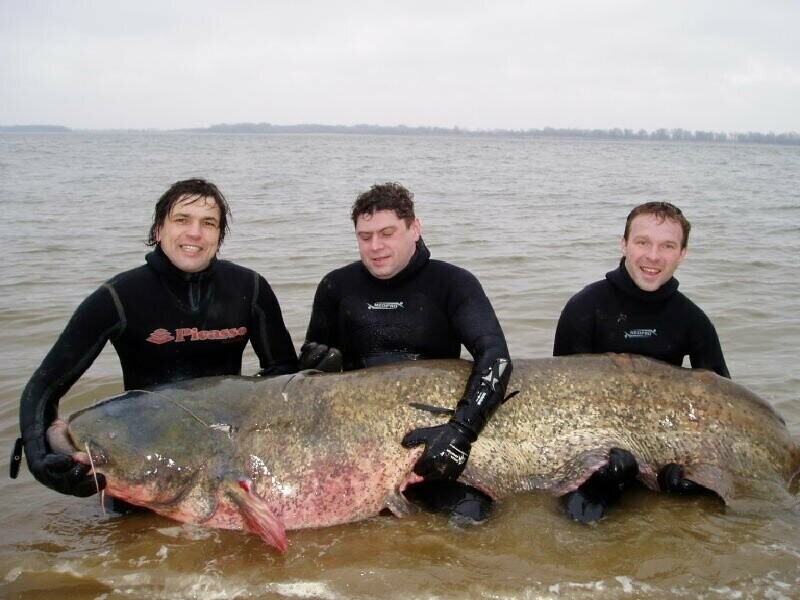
top-left (2, 0), bottom-right (798, 132)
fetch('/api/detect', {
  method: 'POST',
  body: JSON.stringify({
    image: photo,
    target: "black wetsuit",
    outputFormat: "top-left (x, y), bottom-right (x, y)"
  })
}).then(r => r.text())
top-left (20, 247), bottom-right (298, 430)
top-left (553, 258), bottom-right (729, 377)
top-left (553, 259), bottom-right (729, 521)
top-left (305, 239), bottom-right (509, 521)
top-left (305, 239), bottom-right (510, 397)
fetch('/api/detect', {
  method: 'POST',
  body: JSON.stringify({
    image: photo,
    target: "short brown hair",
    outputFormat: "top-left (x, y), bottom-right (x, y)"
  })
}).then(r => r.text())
top-left (351, 182), bottom-right (416, 227)
top-left (624, 201), bottom-right (691, 248)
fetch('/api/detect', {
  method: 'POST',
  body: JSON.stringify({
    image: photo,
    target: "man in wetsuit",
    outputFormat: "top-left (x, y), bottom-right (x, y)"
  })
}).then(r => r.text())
top-left (16, 178), bottom-right (298, 498)
top-left (301, 182), bottom-right (512, 522)
top-left (553, 201), bottom-right (729, 522)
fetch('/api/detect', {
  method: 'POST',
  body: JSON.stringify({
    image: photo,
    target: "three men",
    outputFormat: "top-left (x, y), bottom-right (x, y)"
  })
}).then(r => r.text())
top-left (18, 183), bottom-right (730, 528)
top-left (301, 182), bottom-right (512, 520)
top-left (17, 178), bottom-right (298, 497)
top-left (553, 201), bottom-right (729, 522)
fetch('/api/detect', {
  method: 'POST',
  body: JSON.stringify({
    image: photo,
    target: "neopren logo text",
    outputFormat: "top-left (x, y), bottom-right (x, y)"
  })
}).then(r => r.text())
top-left (146, 327), bottom-right (248, 345)
top-left (367, 302), bottom-right (404, 310)
top-left (624, 328), bottom-right (657, 339)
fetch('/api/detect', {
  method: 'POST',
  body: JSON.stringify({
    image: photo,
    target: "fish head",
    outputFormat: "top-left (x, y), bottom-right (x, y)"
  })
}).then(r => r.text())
top-left (67, 387), bottom-right (236, 520)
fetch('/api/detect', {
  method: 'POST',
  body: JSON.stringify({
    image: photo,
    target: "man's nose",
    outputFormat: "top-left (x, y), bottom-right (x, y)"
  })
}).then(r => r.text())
top-left (186, 220), bottom-right (203, 237)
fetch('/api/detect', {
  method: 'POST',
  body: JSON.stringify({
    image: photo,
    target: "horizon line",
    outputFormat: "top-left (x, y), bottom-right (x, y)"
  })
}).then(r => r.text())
top-left (1, 122), bottom-right (799, 145)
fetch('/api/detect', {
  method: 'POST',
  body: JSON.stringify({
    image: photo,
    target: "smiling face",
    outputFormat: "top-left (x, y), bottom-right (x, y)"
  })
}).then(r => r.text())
top-left (156, 195), bottom-right (221, 273)
top-left (621, 213), bottom-right (687, 291)
top-left (355, 209), bottom-right (421, 280)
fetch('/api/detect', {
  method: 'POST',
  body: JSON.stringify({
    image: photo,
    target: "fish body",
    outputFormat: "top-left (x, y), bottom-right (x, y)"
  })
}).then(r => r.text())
top-left (65, 355), bottom-right (800, 551)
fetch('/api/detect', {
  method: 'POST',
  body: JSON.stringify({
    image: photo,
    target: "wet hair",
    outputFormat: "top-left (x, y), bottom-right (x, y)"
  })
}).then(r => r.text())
top-left (147, 178), bottom-right (231, 247)
top-left (623, 201), bottom-right (691, 248)
top-left (351, 182), bottom-right (416, 227)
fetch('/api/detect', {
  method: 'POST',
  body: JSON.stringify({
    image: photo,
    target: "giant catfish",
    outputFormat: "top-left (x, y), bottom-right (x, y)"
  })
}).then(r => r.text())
top-left (56, 355), bottom-right (800, 552)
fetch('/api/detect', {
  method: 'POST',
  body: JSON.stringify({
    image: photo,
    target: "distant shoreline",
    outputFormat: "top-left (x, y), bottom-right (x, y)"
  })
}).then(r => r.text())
top-left (2, 122), bottom-right (799, 146)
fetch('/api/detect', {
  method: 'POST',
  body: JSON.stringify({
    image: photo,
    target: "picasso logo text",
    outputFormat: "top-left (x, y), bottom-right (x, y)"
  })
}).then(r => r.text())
top-left (146, 327), bottom-right (248, 345)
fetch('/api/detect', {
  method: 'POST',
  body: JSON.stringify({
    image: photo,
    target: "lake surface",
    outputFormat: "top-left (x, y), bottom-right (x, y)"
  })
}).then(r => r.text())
top-left (1, 132), bottom-right (798, 599)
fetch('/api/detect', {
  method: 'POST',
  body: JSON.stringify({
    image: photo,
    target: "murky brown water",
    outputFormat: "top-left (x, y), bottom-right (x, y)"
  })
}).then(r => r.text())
top-left (1, 133), bottom-right (798, 598)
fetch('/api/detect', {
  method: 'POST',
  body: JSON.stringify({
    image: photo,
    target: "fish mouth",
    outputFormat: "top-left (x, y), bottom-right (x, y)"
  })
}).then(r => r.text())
top-left (76, 439), bottom-right (109, 467)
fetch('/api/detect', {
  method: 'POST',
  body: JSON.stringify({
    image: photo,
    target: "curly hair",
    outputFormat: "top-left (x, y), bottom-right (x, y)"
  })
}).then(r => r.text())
top-left (351, 182), bottom-right (416, 227)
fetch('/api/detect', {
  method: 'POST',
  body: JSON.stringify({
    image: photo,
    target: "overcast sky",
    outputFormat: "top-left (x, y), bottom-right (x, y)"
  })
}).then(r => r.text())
top-left (2, 0), bottom-right (798, 132)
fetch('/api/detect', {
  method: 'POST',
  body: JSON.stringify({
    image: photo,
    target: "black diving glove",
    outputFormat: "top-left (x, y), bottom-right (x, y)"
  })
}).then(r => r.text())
top-left (402, 357), bottom-right (512, 482)
top-left (299, 342), bottom-right (343, 372)
top-left (401, 421), bottom-right (474, 481)
top-left (562, 448), bottom-right (638, 523)
top-left (658, 463), bottom-right (708, 495)
top-left (21, 427), bottom-right (104, 497)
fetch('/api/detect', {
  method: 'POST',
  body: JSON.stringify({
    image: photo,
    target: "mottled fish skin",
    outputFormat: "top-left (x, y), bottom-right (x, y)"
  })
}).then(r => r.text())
top-left (67, 355), bottom-right (800, 547)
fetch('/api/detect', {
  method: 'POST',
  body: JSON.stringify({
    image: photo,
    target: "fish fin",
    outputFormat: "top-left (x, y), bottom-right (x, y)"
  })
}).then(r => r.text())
top-left (386, 490), bottom-right (421, 518)
top-left (225, 479), bottom-right (289, 552)
top-left (682, 463), bottom-right (798, 512)
top-left (546, 447), bottom-right (611, 496)
top-left (680, 463), bottom-right (734, 501)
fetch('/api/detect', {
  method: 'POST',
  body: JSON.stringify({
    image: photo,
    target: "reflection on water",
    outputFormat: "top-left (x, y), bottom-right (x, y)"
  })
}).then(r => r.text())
top-left (1, 133), bottom-right (799, 598)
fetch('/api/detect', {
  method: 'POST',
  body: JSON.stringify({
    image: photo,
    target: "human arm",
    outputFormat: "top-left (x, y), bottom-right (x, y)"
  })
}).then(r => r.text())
top-left (299, 276), bottom-right (343, 372)
top-left (402, 269), bottom-right (512, 480)
top-left (18, 285), bottom-right (121, 495)
top-left (251, 274), bottom-right (299, 376)
top-left (688, 309), bottom-right (730, 378)
top-left (553, 291), bottom-right (596, 356)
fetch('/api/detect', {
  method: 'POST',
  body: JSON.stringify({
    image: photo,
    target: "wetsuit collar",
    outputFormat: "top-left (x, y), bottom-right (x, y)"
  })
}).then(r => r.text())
top-left (606, 257), bottom-right (679, 303)
top-left (361, 238), bottom-right (430, 284)
top-left (146, 245), bottom-right (217, 282)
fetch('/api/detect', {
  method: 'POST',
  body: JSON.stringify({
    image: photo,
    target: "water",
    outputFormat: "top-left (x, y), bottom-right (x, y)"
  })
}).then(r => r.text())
top-left (0, 133), bottom-right (798, 599)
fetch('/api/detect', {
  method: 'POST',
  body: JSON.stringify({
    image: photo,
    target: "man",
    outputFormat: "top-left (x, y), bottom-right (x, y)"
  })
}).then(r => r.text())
top-left (15, 178), bottom-right (298, 497)
top-left (301, 182), bottom-right (512, 522)
top-left (553, 201), bottom-right (729, 522)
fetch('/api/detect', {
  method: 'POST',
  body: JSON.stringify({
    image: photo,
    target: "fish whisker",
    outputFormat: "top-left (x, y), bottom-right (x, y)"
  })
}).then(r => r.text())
top-left (85, 441), bottom-right (106, 516)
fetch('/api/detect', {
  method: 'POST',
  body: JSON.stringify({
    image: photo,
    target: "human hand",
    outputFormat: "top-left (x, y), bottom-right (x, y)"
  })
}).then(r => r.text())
top-left (401, 421), bottom-right (473, 481)
top-left (658, 463), bottom-right (708, 495)
top-left (23, 428), bottom-right (104, 497)
top-left (299, 342), bottom-right (343, 372)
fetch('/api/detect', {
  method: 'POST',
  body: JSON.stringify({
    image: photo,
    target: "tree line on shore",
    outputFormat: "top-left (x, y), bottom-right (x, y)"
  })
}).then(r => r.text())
top-left (3, 123), bottom-right (798, 146)
top-left (192, 123), bottom-right (800, 145)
